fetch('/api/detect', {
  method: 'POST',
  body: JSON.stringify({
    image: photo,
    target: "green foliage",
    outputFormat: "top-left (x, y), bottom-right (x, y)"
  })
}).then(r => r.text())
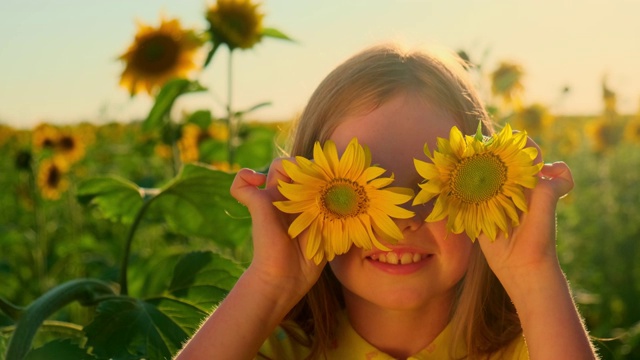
top-left (77, 177), bottom-right (144, 225)
top-left (151, 164), bottom-right (251, 247)
top-left (143, 79), bottom-right (207, 132)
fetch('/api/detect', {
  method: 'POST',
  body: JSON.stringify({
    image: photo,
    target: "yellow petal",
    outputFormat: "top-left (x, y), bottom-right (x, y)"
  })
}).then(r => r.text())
top-left (273, 198), bottom-right (316, 214)
top-left (288, 210), bottom-right (317, 238)
top-left (369, 208), bottom-right (404, 241)
top-left (361, 166), bottom-right (387, 182)
top-left (414, 159), bottom-right (439, 180)
top-left (313, 141), bottom-right (334, 178)
top-left (305, 219), bottom-right (322, 261)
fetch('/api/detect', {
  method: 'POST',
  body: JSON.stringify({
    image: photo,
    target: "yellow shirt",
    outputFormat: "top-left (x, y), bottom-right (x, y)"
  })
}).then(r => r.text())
top-left (259, 312), bottom-right (529, 360)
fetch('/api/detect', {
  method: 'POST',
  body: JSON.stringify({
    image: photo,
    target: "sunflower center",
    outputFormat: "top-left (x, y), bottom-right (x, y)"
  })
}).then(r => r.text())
top-left (450, 153), bottom-right (507, 204)
top-left (58, 135), bottom-right (75, 151)
top-left (133, 34), bottom-right (180, 74)
top-left (47, 166), bottom-right (61, 187)
top-left (321, 179), bottom-right (368, 218)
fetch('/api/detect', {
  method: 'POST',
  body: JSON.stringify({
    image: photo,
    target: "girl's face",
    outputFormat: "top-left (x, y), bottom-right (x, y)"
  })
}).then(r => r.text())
top-left (328, 92), bottom-right (473, 312)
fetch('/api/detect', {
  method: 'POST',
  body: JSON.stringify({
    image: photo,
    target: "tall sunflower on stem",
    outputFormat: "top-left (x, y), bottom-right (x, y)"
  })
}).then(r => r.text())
top-left (413, 123), bottom-right (542, 241)
top-left (205, 0), bottom-right (292, 165)
top-left (118, 17), bottom-right (204, 96)
top-left (274, 138), bottom-right (415, 264)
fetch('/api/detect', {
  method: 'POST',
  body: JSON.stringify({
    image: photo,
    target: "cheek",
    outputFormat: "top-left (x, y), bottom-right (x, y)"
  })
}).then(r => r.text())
top-left (328, 248), bottom-right (360, 286)
top-left (432, 222), bottom-right (474, 280)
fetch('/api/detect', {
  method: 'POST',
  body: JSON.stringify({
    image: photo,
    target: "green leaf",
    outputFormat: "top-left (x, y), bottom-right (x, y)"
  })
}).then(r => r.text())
top-left (76, 176), bottom-right (144, 224)
top-left (204, 40), bottom-right (222, 68)
top-left (150, 163), bottom-right (251, 247)
top-left (473, 120), bottom-right (484, 142)
top-left (186, 110), bottom-right (213, 129)
top-left (198, 139), bottom-right (228, 163)
top-left (84, 297), bottom-right (207, 360)
top-left (235, 126), bottom-right (277, 169)
top-left (261, 27), bottom-right (295, 42)
top-left (169, 251), bottom-right (244, 309)
top-left (143, 79), bottom-right (207, 132)
top-left (25, 339), bottom-right (95, 360)
top-left (234, 101), bottom-right (272, 118)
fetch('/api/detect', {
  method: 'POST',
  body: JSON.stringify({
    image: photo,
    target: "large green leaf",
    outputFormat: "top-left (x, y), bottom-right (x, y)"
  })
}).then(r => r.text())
top-left (150, 163), bottom-right (251, 247)
top-left (168, 251), bottom-right (244, 309)
top-left (25, 339), bottom-right (95, 360)
top-left (76, 176), bottom-right (144, 225)
top-left (235, 126), bottom-right (277, 169)
top-left (143, 79), bottom-right (207, 132)
top-left (84, 296), bottom-right (206, 360)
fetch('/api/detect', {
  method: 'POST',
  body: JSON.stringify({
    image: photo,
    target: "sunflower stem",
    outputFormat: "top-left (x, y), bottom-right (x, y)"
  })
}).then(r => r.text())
top-left (226, 49), bottom-right (237, 166)
top-left (119, 196), bottom-right (155, 296)
top-left (5, 279), bottom-right (115, 360)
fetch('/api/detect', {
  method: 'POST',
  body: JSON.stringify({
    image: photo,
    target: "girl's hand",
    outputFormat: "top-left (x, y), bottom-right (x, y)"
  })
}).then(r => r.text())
top-left (477, 138), bottom-right (574, 285)
top-left (230, 158), bottom-right (326, 305)
top-left (476, 138), bottom-right (597, 359)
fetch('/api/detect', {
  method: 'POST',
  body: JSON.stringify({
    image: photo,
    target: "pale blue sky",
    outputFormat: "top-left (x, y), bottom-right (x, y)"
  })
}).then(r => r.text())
top-left (1, 0), bottom-right (639, 129)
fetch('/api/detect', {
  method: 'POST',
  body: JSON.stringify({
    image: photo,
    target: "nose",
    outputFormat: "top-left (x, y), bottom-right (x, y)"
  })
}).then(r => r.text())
top-left (394, 200), bottom-right (435, 232)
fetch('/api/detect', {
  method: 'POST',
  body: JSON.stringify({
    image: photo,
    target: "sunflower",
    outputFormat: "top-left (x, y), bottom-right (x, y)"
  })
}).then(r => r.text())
top-left (586, 118), bottom-right (622, 153)
top-left (624, 117), bottom-right (640, 145)
top-left (37, 157), bottom-right (69, 200)
top-left (514, 103), bottom-right (553, 140)
top-left (413, 123), bottom-right (542, 241)
top-left (56, 130), bottom-right (86, 165)
top-left (273, 138), bottom-right (415, 264)
top-left (491, 61), bottom-right (524, 107)
top-left (119, 17), bottom-right (203, 96)
top-left (32, 123), bottom-right (60, 152)
top-left (206, 0), bottom-right (264, 50)
top-left (178, 123), bottom-right (206, 163)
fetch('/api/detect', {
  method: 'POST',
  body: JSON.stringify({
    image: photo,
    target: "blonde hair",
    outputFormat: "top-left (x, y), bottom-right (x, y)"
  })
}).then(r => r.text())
top-left (280, 43), bottom-right (521, 359)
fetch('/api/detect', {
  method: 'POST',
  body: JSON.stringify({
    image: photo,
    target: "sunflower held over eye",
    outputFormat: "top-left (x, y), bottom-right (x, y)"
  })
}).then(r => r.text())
top-left (119, 17), bottom-right (203, 96)
top-left (413, 123), bottom-right (542, 241)
top-left (274, 138), bottom-right (415, 264)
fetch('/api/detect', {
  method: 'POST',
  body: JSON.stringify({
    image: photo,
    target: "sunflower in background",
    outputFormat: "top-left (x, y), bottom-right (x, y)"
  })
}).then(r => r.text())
top-left (586, 77), bottom-right (623, 153)
top-left (37, 157), bottom-right (69, 201)
top-left (490, 61), bottom-right (525, 110)
top-left (513, 103), bottom-right (554, 141)
top-left (32, 123), bottom-right (60, 152)
top-left (119, 17), bottom-right (204, 96)
top-left (178, 123), bottom-right (206, 163)
top-left (206, 0), bottom-right (264, 50)
top-left (55, 130), bottom-right (86, 166)
top-left (204, 0), bottom-right (292, 65)
top-left (623, 99), bottom-right (640, 145)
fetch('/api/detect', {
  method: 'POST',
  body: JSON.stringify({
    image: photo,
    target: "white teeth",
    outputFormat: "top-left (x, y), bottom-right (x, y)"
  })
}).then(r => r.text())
top-left (370, 251), bottom-right (426, 265)
top-left (387, 252), bottom-right (399, 264)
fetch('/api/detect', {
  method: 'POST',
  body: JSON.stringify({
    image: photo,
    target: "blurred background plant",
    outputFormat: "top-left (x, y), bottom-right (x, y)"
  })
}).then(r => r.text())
top-left (1, 1), bottom-right (639, 359)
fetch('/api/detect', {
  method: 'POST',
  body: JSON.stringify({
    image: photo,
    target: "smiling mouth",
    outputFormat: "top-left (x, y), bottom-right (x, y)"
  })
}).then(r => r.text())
top-left (368, 251), bottom-right (431, 265)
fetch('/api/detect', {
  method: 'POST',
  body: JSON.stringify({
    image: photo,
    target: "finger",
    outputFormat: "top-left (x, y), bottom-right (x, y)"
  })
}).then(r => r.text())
top-left (539, 161), bottom-right (574, 199)
top-left (230, 168), bottom-right (267, 208)
top-left (265, 157), bottom-right (294, 189)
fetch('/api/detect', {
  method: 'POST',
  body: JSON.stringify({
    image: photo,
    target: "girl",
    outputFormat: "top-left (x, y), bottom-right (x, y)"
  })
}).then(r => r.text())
top-left (176, 43), bottom-right (597, 359)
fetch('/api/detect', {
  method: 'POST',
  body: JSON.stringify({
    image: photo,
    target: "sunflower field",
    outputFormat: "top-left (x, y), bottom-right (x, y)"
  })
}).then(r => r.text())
top-left (1, 1), bottom-right (640, 359)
